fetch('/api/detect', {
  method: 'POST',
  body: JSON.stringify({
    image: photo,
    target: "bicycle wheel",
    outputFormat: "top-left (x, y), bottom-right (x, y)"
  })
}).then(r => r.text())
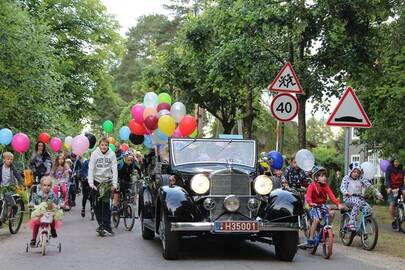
top-left (9, 199), bottom-right (24, 234)
top-left (123, 204), bottom-right (135, 231)
top-left (112, 211), bottom-right (120, 228)
top-left (41, 233), bottom-right (46, 256)
top-left (396, 205), bottom-right (405, 233)
top-left (340, 214), bottom-right (355, 246)
top-left (322, 229), bottom-right (333, 259)
top-left (361, 216), bottom-right (378, 250)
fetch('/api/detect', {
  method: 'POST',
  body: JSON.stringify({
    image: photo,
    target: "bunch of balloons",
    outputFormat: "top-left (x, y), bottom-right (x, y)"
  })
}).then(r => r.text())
top-left (120, 92), bottom-right (197, 148)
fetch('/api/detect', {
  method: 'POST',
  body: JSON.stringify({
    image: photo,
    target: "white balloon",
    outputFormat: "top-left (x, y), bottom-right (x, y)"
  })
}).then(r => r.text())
top-left (295, 149), bottom-right (315, 171)
top-left (64, 136), bottom-right (73, 146)
top-left (158, 109), bottom-right (170, 118)
top-left (361, 161), bottom-right (376, 180)
top-left (170, 102), bottom-right (186, 123)
top-left (143, 92), bottom-right (159, 108)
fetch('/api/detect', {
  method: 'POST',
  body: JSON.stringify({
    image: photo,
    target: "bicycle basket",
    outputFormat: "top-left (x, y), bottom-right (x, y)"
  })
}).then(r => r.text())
top-left (40, 212), bottom-right (54, 224)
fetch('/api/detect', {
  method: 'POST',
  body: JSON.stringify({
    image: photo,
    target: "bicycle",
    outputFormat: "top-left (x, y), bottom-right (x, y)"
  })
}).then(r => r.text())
top-left (26, 212), bottom-right (61, 256)
top-left (111, 183), bottom-right (137, 231)
top-left (286, 186), bottom-right (311, 238)
top-left (392, 188), bottom-right (405, 233)
top-left (0, 192), bottom-right (24, 234)
top-left (307, 205), bottom-right (336, 259)
top-left (340, 200), bottom-right (379, 250)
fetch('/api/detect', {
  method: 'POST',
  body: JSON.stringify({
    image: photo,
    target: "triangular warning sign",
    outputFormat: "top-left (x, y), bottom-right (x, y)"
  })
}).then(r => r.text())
top-left (327, 87), bottom-right (372, 128)
top-left (268, 62), bottom-right (304, 94)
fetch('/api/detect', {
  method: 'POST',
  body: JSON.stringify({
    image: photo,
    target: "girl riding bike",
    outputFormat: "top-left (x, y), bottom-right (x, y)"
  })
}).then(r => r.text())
top-left (29, 177), bottom-right (63, 247)
top-left (340, 162), bottom-right (383, 231)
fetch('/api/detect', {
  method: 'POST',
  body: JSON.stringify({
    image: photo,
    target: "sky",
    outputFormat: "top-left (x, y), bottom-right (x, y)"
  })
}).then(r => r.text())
top-left (100, 0), bottom-right (342, 134)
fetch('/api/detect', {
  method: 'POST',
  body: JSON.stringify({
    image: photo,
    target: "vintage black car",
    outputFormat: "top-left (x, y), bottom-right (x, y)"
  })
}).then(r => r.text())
top-left (139, 138), bottom-right (303, 261)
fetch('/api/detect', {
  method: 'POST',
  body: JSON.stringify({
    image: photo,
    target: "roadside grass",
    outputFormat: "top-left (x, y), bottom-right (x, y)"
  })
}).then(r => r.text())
top-left (330, 205), bottom-right (405, 259)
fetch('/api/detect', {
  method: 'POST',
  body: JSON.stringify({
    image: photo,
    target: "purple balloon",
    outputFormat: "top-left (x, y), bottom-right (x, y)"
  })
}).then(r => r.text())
top-left (380, 160), bottom-right (390, 173)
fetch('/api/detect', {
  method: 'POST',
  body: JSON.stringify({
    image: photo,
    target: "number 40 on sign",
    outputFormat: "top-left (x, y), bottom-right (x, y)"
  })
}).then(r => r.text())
top-left (270, 93), bottom-right (300, 122)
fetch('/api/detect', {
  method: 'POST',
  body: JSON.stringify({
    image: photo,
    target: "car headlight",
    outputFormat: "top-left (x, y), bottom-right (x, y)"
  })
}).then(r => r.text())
top-left (254, 175), bottom-right (273, 195)
top-left (190, 174), bottom-right (210, 195)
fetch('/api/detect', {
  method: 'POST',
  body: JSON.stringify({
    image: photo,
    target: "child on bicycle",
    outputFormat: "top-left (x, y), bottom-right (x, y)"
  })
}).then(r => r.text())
top-left (88, 137), bottom-right (118, 236)
top-left (300, 166), bottom-right (345, 248)
top-left (340, 162), bottom-right (383, 231)
top-left (29, 176), bottom-right (63, 247)
top-left (0, 152), bottom-right (23, 226)
top-left (51, 154), bottom-right (71, 210)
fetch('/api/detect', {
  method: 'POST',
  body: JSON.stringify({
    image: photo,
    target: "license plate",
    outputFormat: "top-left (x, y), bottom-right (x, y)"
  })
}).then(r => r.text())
top-left (214, 221), bottom-right (259, 233)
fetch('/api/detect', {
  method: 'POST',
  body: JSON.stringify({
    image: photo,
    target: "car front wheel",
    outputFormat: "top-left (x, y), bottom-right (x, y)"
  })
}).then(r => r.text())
top-left (159, 206), bottom-right (179, 260)
top-left (273, 231), bottom-right (298, 261)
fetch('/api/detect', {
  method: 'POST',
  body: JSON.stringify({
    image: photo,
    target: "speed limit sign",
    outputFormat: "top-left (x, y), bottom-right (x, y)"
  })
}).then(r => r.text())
top-left (270, 93), bottom-right (300, 122)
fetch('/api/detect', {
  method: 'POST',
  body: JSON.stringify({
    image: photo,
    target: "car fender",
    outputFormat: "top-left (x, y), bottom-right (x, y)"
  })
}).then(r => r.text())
top-left (263, 189), bottom-right (303, 222)
top-left (157, 185), bottom-right (198, 223)
top-left (139, 183), bottom-right (154, 219)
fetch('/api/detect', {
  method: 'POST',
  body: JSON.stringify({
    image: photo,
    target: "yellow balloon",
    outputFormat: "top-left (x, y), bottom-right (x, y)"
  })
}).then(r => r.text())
top-left (158, 115), bottom-right (176, 136)
top-left (108, 137), bottom-right (116, 145)
top-left (63, 143), bottom-right (71, 150)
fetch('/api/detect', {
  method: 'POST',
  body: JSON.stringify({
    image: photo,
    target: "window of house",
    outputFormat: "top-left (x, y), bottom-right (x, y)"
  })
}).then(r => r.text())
top-left (351, 155), bottom-right (360, 163)
top-left (368, 150), bottom-right (382, 178)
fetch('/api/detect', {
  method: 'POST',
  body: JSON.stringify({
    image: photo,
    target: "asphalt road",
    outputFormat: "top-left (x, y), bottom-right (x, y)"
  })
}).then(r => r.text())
top-left (0, 198), bottom-right (404, 270)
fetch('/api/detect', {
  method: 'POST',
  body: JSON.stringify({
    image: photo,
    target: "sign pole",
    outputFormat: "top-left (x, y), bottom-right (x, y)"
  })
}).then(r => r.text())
top-left (275, 121), bottom-right (280, 152)
top-left (344, 127), bottom-right (350, 174)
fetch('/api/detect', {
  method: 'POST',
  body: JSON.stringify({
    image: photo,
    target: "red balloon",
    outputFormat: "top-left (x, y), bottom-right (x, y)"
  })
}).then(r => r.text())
top-left (179, 115), bottom-right (197, 136)
top-left (144, 115), bottom-right (158, 130)
top-left (157, 103), bottom-right (171, 112)
top-left (129, 119), bottom-right (145, 135)
top-left (38, 132), bottom-right (51, 144)
top-left (120, 143), bottom-right (129, 152)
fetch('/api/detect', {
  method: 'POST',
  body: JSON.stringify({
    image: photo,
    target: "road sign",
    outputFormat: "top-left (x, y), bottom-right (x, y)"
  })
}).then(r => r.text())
top-left (268, 62), bottom-right (304, 94)
top-left (270, 93), bottom-right (300, 122)
top-left (326, 87), bottom-right (372, 128)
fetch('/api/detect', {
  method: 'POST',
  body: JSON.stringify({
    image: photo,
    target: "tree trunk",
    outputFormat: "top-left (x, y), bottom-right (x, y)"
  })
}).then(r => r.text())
top-left (243, 86), bottom-right (254, 139)
top-left (222, 119), bottom-right (235, 134)
top-left (298, 94), bottom-right (307, 149)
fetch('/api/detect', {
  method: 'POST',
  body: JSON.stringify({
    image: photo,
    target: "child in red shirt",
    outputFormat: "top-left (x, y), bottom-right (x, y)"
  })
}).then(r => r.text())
top-left (301, 166), bottom-right (345, 248)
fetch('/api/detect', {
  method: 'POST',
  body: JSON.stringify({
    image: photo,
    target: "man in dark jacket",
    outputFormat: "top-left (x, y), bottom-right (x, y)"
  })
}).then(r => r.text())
top-left (385, 157), bottom-right (405, 229)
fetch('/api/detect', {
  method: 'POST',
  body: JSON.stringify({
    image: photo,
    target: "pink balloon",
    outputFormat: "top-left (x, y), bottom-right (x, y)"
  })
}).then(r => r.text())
top-left (71, 135), bottom-right (90, 156)
top-left (172, 127), bottom-right (184, 138)
top-left (11, 133), bottom-right (30, 153)
top-left (131, 103), bottom-right (144, 124)
top-left (49, 137), bottom-right (62, 153)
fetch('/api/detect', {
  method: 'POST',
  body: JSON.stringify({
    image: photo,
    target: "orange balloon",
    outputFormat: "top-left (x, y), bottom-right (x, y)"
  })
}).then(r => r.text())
top-left (143, 108), bottom-right (158, 120)
top-left (108, 137), bottom-right (116, 145)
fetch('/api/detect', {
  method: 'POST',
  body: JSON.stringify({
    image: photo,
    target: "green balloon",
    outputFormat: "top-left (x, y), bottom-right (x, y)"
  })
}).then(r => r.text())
top-left (103, 120), bottom-right (113, 133)
top-left (189, 129), bottom-right (198, 138)
top-left (109, 143), bottom-right (116, 152)
top-left (158, 93), bottom-right (172, 105)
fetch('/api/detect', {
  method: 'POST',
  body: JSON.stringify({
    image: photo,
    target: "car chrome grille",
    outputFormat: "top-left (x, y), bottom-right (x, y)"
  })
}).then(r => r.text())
top-left (210, 173), bottom-right (250, 196)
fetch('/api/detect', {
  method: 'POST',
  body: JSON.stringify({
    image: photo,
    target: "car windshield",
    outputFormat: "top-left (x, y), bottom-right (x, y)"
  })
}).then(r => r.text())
top-left (170, 139), bottom-right (256, 168)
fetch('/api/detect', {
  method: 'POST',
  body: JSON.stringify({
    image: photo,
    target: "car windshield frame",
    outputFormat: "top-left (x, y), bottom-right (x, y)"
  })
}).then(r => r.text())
top-left (169, 138), bottom-right (257, 170)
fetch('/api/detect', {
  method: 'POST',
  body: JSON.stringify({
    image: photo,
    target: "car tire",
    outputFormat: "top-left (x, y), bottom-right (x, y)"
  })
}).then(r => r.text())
top-left (140, 209), bottom-right (154, 240)
top-left (273, 231), bottom-right (298, 262)
top-left (159, 206), bottom-right (179, 260)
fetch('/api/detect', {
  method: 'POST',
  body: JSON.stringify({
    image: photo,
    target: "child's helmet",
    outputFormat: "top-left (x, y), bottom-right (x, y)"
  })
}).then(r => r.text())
top-left (312, 165), bottom-right (326, 179)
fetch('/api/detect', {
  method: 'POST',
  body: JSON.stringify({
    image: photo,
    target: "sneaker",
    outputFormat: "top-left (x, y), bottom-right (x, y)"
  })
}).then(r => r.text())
top-left (298, 242), bottom-right (308, 250)
top-left (392, 221), bottom-right (398, 230)
top-left (346, 223), bottom-right (356, 232)
top-left (81, 208), bottom-right (85, 218)
top-left (97, 226), bottom-right (105, 236)
top-left (51, 228), bottom-right (58, 238)
top-left (104, 226), bottom-right (114, 235)
top-left (30, 239), bottom-right (36, 248)
top-left (96, 226), bottom-right (102, 233)
top-left (305, 239), bottom-right (315, 248)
